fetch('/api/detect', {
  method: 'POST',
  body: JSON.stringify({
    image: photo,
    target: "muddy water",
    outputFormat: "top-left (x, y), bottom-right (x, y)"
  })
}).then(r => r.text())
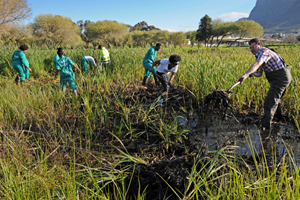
top-left (177, 111), bottom-right (300, 165)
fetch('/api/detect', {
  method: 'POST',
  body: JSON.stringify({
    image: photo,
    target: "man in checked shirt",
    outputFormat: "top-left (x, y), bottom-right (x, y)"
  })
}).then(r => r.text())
top-left (237, 38), bottom-right (292, 131)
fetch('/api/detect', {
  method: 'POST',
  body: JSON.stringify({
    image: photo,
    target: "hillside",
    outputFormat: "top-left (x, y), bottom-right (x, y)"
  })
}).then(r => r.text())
top-left (248, 0), bottom-right (300, 33)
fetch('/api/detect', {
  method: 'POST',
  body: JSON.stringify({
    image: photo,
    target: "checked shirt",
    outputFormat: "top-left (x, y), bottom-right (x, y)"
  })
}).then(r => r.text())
top-left (255, 47), bottom-right (286, 72)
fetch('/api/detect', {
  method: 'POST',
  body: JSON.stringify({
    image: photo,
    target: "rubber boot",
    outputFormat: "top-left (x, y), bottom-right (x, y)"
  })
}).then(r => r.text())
top-left (15, 76), bottom-right (20, 85)
top-left (142, 77), bottom-right (148, 86)
top-left (20, 81), bottom-right (25, 86)
top-left (274, 103), bottom-right (283, 121)
top-left (73, 89), bottom-right (78, 96)
top-left (153, 74), bottom-right (160, 86)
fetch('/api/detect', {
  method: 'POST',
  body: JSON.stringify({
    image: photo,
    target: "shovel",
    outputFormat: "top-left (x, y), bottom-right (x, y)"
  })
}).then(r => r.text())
top-left (226, 81), bottom-right (240, 93)
top-left (154, 73), bottom-right (186, 93)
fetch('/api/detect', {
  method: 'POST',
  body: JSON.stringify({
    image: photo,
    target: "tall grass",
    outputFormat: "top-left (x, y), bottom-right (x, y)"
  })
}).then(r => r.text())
top-left (1, 45), bottom-right (299, 117)
top-left (0, 45), bottom-right (300, 199)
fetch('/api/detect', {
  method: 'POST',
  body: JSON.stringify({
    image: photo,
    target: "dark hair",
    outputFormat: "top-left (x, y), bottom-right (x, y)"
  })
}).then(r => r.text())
top-left (98, 45), bottom-right (103, 49)
top-left (19, 44), bottom-right (28, 51)
top-left (57, 47), bottom-right (64, 57)
top-left (156, 43), bottom-right (161, 48)
top-left (57, 50), bottom-right (64, 57)
top-left (249, 38), bottom-right (262, 46)
top-left (169, 54), bottom-right (181, 64)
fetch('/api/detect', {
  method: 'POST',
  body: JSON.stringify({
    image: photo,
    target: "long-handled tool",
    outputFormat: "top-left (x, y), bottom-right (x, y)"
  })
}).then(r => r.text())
top-left (226, 81), bottom-right (240, 93)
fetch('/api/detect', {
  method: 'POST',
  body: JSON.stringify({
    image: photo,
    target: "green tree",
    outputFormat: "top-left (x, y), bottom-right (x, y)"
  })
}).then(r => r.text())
top-left (85, 20), bottom-right (128, 47)
top-left (0, 23), bottom-right (32, 45)
top-left (0, 0), bottom-right (31, 27)
top-left (131, 31), bottom-right (154, 47)
top-left (77, 20), bottom-right (92, 47)
top-left (196, 15), bottom-right (213, 46)
top-left (129, 21), bottom-right (160, 31)
top-left (153, 31), bottom-right (170, 45)
top-left (185, 31), bottom-right (197, 47)
top-left (123, 32), bottom-right (134, 47)
top-left (211, 20), bottom-right (238, 47)
top-left (31, 14), bottom-right (83, 47)
top-left (229, 19), bottom-right (264, 46)
top-left (170, 32), bottom-right (186, 48)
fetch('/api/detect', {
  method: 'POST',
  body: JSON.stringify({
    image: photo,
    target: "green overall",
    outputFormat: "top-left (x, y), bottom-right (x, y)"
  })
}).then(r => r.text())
top-left (55, 56), bottom-right (77, 90)
top-left (11, 50), bottom-right (30, 81)
top-left (143, 46), bottom-right (157, 78)
top-left (81, 57), bottom-right (89, 73)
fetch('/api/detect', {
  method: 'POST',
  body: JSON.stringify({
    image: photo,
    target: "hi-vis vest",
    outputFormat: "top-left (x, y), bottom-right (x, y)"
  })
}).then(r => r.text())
top-left (100, 47), bottom-right (110, 62)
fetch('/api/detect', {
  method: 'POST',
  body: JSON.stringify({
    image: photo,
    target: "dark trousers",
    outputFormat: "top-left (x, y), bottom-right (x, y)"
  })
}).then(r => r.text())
top-left (157, 72), bottom-right (170, 92)
top-left (100, 61), bottom-right (111, 72)
top-left (262, 66), bottom-right (292, 128)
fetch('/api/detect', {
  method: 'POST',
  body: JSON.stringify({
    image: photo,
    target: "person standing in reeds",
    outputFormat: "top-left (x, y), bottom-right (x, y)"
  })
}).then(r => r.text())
top-left (98, 45), bottom-right (111, 72)
top-left (81, 56), bottom-right (98, 73)
top-left (149, 54), bottom-right (181, 100)
top-left (53, 47), bottom-right (63, 67)
top-left (12, 44), bottom-right (32, 86)
top-left (236, 38), bottom-right (292, 131)
top-left (142, 43), bottom-right (161, 86)
top-left (54, 49), bottom-right (80, 96)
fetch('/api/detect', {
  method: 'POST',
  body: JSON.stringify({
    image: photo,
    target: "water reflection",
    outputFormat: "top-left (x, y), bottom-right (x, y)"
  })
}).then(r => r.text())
top-left (176, 112), bottom-right (300, 165)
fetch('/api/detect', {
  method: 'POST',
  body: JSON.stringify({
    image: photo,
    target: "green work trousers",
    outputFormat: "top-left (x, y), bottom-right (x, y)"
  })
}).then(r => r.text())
top-left (143, 62), bottom-right (157, 78)
top-left (262, 66), bottom-right (292, 129)
top-left (81, 57), bottom-right (89, 73)
top-left (13, 64), bottom-right (29, 81)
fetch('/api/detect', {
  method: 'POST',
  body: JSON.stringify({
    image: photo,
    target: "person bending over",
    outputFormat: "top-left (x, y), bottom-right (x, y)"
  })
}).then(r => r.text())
top-left (81, 56), bottom-right (98, 73)
top-left (236, 38), bottom-right (292, 130)
top-left (55, 49), bottom-right (81, 96)
top-left (149, 54), bottom-right (181, 100)
top-left (142, 43), bottom-right (161, 86)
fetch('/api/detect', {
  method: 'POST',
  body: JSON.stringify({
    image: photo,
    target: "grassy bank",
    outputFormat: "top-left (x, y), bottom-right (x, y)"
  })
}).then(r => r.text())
top-left (0, 45), bottom-right (299, 199)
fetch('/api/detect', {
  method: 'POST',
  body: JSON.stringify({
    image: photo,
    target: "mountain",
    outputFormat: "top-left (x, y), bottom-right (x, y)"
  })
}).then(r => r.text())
top-left (248, 0), bottom-right (300, 33)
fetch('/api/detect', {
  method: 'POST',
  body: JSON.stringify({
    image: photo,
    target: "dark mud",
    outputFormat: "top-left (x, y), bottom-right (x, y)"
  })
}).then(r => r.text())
top-left (101, 81), bottom-right (300, 199)
top-left (5, 78), bottom-right (300, 199)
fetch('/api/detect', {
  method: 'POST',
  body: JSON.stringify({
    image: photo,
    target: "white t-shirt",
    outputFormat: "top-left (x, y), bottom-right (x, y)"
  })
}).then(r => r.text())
top-left (84, 56), bottom-right (97, 66)
top-left (157, 58), bottom-right (178, 74)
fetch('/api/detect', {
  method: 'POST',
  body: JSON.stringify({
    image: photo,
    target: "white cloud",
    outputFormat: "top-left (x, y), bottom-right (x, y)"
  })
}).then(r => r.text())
top-left (163, 28), bottom-right (180, 32)
top-left (163, 28), bottom-right (196, 33)
top-left (216, 12), bottom-right (249, 19)
top-left (182, 28), bottom-right (197, 32)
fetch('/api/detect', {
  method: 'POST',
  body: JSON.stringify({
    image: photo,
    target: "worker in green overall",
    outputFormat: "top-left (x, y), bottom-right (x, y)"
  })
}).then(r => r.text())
top-left (12, 44), bottom-right (32, 86)
top-left (55, 49), bottom-right (81, 96)
top-left (81, 56), bottom-right (98, 73)
top-left (53, 47), bottom-right (63, 67)
top-left (142, 43), bottom-right (161, 86)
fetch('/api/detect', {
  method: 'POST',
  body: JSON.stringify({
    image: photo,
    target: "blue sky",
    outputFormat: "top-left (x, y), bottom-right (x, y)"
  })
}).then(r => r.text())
top-left (26, 0), bottom-right (256, 32)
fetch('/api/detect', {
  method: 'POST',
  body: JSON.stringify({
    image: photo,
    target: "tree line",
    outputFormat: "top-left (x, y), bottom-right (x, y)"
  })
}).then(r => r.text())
top-left (196, 15), bottom-right (264, 47)
top-left (0, 0), bottom-right (264, 48)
